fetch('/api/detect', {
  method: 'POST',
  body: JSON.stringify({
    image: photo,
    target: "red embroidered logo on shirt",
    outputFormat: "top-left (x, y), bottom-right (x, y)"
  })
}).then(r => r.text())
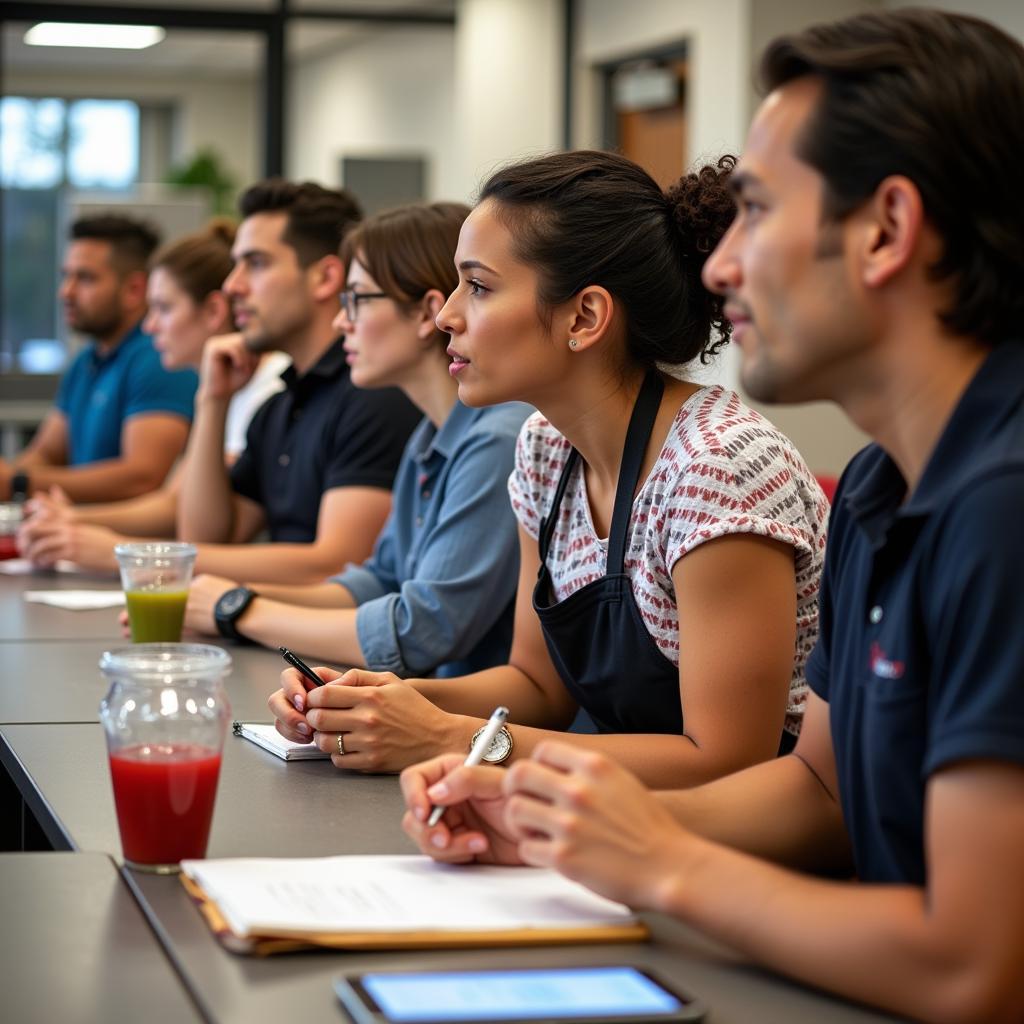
top-left (869, 642), bottom-right (905, 679)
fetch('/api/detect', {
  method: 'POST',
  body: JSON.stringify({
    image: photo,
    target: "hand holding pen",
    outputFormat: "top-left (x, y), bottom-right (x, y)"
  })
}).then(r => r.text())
top-left (279, 646), bottom-right (326, 690)
top-left (427, 706), bottom-right (509, 826)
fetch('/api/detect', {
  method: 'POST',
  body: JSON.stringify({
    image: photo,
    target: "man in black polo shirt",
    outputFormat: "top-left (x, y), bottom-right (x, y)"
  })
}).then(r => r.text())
top-left (398, 10), bottom-right (1024, 1021)
top-left (176, 180), bottom-right (419, 585)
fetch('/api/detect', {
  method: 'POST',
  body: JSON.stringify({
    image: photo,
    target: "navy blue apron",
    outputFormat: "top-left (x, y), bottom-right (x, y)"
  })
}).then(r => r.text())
top-left (533, 371), bottom-right (682, 734)
top-left (533, 370), bottom-right (797, 754)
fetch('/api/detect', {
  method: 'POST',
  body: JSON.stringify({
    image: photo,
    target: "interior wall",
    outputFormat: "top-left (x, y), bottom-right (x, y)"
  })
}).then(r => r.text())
top-left (451, 0), bottom-right (564, 201)
top-left (286, 25), bottom-right (459, 201)
top-left (884, 0), bottom-right (1024, 37)
top-left (574, 0), bottom-right (751, 165)
top-left (4, 70), bottom-right (260, 190)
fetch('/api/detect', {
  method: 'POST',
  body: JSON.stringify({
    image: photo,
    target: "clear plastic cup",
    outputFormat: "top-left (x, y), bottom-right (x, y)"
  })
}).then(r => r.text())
top-left (0, 502), bottom-right (24, 560)
top-left (114, 542), bottom-right (197, 642)
top-left (99, 643), bottom-right (232, 872)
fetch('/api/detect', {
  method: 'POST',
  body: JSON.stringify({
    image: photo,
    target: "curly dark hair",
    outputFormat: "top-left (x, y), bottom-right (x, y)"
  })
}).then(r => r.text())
top-left (761, 8), bottom-right (1024, 346)
top-left (238, 179), bottom-right (362, 267)
top-left (480, 150), bottom-right (736, 368)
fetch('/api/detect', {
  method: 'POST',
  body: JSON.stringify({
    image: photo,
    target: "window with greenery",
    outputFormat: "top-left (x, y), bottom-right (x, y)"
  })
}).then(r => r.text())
top-left (1, 97), bottom-right (140, 372)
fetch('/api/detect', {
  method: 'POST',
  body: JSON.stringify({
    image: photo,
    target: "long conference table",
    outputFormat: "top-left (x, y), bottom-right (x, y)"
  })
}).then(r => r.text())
top-left (0, 567), bottom-right (903, 1024)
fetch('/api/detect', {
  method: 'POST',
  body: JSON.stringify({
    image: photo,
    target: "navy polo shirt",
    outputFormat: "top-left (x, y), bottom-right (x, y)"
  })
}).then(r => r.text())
top-left (806, 343), bottom-right (1024, 885)
top-left (229, 339), bottom-right (420, 542)
top-left (54, 323), bottom-right (197, 465)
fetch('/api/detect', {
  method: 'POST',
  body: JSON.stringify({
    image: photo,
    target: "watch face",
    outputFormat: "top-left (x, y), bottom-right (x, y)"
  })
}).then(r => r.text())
top-left (483, 727), bottom-right (513, 763)
top-left (218, 588), bottom-right (250, 617)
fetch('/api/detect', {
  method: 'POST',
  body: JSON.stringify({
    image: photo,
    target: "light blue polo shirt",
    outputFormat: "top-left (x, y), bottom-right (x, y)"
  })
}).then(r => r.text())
top-left (54, 323), bottom-right (197, 465)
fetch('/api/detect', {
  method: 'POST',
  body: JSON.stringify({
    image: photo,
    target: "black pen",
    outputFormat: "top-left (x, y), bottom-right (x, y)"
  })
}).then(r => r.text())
top-left (279, 646), bottom-right (326, 688)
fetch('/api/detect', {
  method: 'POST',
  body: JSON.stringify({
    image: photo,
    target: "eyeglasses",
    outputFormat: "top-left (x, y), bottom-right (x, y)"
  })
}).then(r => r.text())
top-left (339, 288), bottom-right (390, 323)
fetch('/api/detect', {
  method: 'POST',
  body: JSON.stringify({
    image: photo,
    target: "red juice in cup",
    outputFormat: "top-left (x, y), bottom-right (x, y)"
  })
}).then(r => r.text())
top-left (109, 742), bottom-right (222, 869)
top-left (0, 501), bottom-right (23, 559)
top-left (99, 644), bottom-right (232, 873)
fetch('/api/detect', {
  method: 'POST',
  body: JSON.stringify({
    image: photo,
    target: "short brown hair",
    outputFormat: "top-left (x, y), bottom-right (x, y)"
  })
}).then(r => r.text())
top-left (238, 178), bottom-right (362, 267)
top-left (70, 214), bottom-right (160, 274)
top-left (150, 218), bottom-right (235, 305)
top-left (760, 8), bottom-right (1024, 346)
top-left (341, 202), bottom-right (470, 350)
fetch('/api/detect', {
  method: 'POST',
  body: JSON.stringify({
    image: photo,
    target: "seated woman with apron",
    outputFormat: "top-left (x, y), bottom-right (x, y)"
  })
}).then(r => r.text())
top-left (268, 150), bottom-right (829, 788)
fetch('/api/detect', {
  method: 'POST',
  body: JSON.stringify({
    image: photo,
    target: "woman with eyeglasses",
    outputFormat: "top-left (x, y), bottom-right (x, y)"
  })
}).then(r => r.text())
top-left (267, 151), bottom-right (828, 787)
top-left (18, 220), bottom-right (289, 572)
top-left (183, 202), bottom-right (530, 679)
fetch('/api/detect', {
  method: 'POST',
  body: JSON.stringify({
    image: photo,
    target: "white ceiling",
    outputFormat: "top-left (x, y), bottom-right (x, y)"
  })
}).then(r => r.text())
top-left (3, 1), bottom-right (455, 78)
top-left (8, 0), bottom-right (454, 10)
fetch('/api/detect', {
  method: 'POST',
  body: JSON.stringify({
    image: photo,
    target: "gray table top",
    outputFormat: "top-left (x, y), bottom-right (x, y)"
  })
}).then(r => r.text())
top-left (0, 721), bottom-right (409, 858)
top-left (128, 868), bottom-right (898, 1024)
top-left (0, 566), bottom-right (125, 641)
top-left (1, 721), bottom-right (900, 1024)
top-left (0, 852), bottom-right (202, 1023)
top-left (0, 638), bottom-right (292, 724)
top-left (0, 576), bottom-right (901, 1024)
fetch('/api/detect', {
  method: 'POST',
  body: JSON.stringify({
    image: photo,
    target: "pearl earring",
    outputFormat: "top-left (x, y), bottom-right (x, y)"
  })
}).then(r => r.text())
top-left (568, 338), bottom-right (579, 350)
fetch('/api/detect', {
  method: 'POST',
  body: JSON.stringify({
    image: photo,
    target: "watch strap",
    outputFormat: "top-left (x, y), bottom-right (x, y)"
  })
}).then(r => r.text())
top-left (10, 471), bottom-right (29, 502)
top-left (215, 586), bottom-right (257, 642)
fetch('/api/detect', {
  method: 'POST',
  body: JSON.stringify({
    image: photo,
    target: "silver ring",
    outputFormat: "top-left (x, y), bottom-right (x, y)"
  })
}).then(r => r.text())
top-left (336, 733), bottom-right (346, 756)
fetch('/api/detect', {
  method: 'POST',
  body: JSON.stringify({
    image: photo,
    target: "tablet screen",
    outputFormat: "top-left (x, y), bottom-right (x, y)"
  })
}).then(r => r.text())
top-left (358, 966), bottom-right (686, 1022)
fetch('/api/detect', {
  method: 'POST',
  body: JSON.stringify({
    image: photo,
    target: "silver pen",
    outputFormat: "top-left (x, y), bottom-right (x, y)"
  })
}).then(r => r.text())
top-left (427, 706), bottom-right (509, 827)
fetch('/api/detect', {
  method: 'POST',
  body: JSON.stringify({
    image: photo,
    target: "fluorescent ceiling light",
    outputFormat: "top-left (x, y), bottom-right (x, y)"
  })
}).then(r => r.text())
top-left (24, 23), bottom-right (166, 50)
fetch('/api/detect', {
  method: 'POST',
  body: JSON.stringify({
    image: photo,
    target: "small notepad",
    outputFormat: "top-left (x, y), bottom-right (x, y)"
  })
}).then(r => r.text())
top-left (233, 722), bottom-right (329, 761)
top-left (23, 589), bottom-right (125, 609)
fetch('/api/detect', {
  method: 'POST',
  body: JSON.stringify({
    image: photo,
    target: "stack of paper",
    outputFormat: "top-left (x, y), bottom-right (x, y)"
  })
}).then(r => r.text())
top-left (180, 854), bottom-right (648, 954)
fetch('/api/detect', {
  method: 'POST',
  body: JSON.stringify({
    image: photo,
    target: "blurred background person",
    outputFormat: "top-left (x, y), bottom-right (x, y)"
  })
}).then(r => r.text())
top-left (0, 214), bottom-right (197, 503)
top-left (19, 219), bottom-right (288, 570)
top-left (184, 202), bottom-right (529, 678)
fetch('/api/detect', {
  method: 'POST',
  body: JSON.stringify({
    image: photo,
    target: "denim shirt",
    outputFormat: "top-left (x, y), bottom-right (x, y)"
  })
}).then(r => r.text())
top-left (331, 400), bottom-right (531, 677)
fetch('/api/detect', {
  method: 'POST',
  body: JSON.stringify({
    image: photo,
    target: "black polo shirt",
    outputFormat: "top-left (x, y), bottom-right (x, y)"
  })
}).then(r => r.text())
top-left (806, 342), bottom-right (1024, 885)
top-left (230, 339), bottom-right (420, 542)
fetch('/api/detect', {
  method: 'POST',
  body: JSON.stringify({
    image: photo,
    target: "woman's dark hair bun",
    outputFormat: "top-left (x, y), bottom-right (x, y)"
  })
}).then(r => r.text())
top-left (665, 154), bottom-right (736, 261)
top-left (480, 149), bottom-right (736, 368)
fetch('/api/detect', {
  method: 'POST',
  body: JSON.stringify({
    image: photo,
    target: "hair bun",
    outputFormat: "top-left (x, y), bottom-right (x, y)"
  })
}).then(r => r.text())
top-left (665, 154), bottom-right (736, 261)
top-left (204, 216), bottom-right (237, 248)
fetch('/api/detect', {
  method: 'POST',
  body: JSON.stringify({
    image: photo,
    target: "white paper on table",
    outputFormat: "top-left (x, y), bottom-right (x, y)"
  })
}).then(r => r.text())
top-left (233, 722), bottom-right (330, 761)
top-left (23, 589), bottom-right (125, 610)
top-left (0, 559), bottom-right (81, 575)
top-left (180, 855), bottom-right (638, 939)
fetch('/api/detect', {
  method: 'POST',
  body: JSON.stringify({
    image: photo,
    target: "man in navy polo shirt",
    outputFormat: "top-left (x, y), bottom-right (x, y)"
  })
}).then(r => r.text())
top-left (2, 215), bottom-right (196, 502)
top-left (397, 9), bottom-right (1024, 1021)
top-left (174, 180), bottom-right (419, 586)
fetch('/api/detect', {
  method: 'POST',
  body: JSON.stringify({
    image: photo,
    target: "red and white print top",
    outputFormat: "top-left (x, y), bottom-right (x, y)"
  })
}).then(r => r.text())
top-left (508, 385), bottom-right (829, 736)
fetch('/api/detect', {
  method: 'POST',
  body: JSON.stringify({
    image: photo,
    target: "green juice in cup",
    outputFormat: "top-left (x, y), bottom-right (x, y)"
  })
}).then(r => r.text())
top-left (125, 590), bottom-right (189, 643)
top-left (115, 543), bottom-right (197, 644)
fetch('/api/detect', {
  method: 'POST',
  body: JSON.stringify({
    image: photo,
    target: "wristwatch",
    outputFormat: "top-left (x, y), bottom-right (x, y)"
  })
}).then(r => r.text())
top-left (470, 723), bottom-right (514, 764)
top-left (214, 586), bottom-right (257, 641)
top-left (10, 471), bottom-right (29, 502)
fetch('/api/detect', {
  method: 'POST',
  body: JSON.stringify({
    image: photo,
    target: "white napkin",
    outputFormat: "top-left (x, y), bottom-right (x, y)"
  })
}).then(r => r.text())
top-left (24, 590), bottom-right (125, 610)
top-left (0, 559), bottom-right (84, 575)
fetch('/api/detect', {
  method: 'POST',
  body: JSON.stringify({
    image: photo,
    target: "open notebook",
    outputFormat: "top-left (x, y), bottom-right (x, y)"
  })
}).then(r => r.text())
top-left (232, 722), bottom-right (329, 761)
top-left (180, 854), bottom-right (649, 956)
